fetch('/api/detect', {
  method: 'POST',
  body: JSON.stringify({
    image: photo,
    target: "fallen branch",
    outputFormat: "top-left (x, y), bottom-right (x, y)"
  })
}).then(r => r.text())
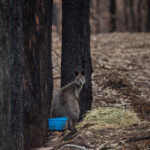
top-left (96, 142), bottom-right (119, 150)
top-left (53, 51), bottom-right (61, 58)
top-left (63, 129), bottom-right (77, 141)
top-left (51, 142), bottom-right (71, 150)
top-left (96, 142), bottom-right (109, 150)
top-left (126, 135), bottom-right (150, 143)
top-left (53, 76), bottom-right (60, 80)
top-left (59, 144), bottom-right (88, 150)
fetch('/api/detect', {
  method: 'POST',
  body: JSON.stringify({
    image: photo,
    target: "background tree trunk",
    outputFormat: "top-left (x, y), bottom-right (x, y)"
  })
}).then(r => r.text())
top-left (146, 0), bottom-right (150, 31)
top-left (52, 0), bottom-right (150, 33)
top-left (22, 0), bottom-right (53, 149)
top-left (61, 0), bottom-right (93, 119)
top-left (109, 0), bottom-right (116, 32)
top-left (115, 0), bottom-right (126, 31)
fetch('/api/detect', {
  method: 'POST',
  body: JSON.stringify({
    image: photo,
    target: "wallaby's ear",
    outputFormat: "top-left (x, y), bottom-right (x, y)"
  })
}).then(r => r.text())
top-left (81, 70), bottom-right (86, 76)
top-left (74, 70), bottom-right (79, 76)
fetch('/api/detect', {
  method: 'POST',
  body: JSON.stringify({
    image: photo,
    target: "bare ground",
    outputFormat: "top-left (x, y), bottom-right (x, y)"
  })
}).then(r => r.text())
top-left (32, 33), bottom-right (150, 150)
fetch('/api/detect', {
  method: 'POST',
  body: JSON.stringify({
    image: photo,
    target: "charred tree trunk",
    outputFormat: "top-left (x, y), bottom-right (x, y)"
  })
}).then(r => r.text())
top-left (129, 0), bottom-right (135, 31)
top-left (0, 0), bottom-right (12, 149)
top-left (146, 0), bottom-right (150, 31)
top-left (123, 0), bottom-right (128, 31)
top-left (22, 0), bottom-right (53, 149)
top-left (61, 0), bottom-right (93, 119)
top-left (109, 0), bottom-right (116, 32)
top-left (0, 0), bottom-right (23, 149)
top-left (10, 0), bottom-right (24, 149)
top-left (137, 0), bottom-right (142, 32)
top-left (0, 0), bottom-right (53, 150)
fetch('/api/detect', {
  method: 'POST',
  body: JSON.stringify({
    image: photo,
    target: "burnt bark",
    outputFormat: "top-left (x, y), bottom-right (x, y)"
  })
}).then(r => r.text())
top-left (129, 0), bottom-right (135, 31)
top-left (0, 0), bottom-right (23, 149)
top-left (137, 0), bottom-right (142, 32)
top-left (61, 0), bottom-right (93, 119)
top-left (124, 0), bottom-right (128, 31)
top-left (146, 0), bottom-right (150, 31)
top-left (10, 0), bottom-right (24, 149)
top-left (0, 0), bottom-right (53, 150)
top-left (22, 0), bottom-right (53, 149)
top-left (0, 0), bottom-right (11, 149)
top-left (109, 0), bottom-right (116, 32)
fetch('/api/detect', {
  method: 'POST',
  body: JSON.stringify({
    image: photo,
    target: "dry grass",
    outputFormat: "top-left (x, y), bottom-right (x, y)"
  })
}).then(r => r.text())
top-left (77, 107), bottom-right (140, 129)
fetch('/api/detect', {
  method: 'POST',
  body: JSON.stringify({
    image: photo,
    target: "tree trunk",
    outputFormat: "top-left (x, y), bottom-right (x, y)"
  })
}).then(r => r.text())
top-left (116, 0), bottom-right (126, 31)
top-left (0, 0), bottom-right (12, 149)
top-left (61, 0), bottom-right (93, 119)
top-left (0, 0), bottom-right (24, 149)
top-left (22, 0), bottom-right (53, 149)
top-left (10, 0), bottom-right (24, 149)
top-left (137, 0), bottom-right (142, 32)
top-left (0, 0), bottom-right (53, 150)
top-left (146, 0), bottom-right (150, 31)
top-left (109, 0), bottom-right (116, 32)
top-left (129, 0), bottom-right (135, 31)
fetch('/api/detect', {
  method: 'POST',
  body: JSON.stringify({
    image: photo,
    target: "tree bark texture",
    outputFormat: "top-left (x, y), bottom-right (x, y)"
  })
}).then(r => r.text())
top-left (146, 0), bottom-right (150, 31)
top-left (0, 0), bottom-right (23, 150)
top-left (0, 0), bottom-right (11, 150)
top-left (0, 0), bottom-right (53, 150)
top-left (10, 0), bottom-right (24, 149)
top-left (61, 0), bottom-right (93, 119)
top-left (22, 0), bottom-right (53, 149)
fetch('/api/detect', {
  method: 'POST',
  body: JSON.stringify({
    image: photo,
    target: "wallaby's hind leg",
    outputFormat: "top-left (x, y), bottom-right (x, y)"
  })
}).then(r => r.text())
top-left (63, 128), bottom-right (77, 141)
top-left (68, 118), bottom-right (74, 131)
top-left (63, 119), bottom-right (77, 141)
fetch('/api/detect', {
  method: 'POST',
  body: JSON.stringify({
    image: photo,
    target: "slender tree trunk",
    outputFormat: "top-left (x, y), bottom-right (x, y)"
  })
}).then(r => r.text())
top-left (22, 0), bottom-right (53, 149)
top-left (123, 0), bottom-right (128, 31)
top-left (96, 0), bottom-right (101, 33)
top-left (109, 0), bottom-right (116, 32)
top-left (146, 0), bottom-right (150, 31)
top-left (137, 0), bottom-right (142, 32)
top-left (61, 0), bottom-right (93, 119)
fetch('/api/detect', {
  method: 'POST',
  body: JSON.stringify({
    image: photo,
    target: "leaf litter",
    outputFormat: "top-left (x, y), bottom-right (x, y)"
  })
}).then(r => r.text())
top-left (34, 32), bottom-right (150, 150)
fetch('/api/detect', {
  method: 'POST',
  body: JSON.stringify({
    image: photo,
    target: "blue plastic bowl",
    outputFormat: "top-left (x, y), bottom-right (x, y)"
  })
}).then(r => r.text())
top-left (48, 117), bottom-right (68, 131)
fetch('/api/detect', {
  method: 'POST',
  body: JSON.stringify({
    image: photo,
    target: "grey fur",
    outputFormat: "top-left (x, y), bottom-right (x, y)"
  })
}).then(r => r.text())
top-left (51, 71), bottom-right (85, 131)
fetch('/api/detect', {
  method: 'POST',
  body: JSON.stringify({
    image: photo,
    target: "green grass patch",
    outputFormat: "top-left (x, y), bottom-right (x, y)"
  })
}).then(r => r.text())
top-left (77, 107), bottom-right (140, 129)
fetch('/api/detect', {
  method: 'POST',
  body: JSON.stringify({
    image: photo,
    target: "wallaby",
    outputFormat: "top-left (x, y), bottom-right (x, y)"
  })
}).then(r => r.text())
top-left (51, 70), bottom-right (85, 136)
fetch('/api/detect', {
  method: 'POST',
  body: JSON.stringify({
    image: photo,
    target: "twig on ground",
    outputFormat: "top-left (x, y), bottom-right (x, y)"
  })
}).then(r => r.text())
top-left (59, 144), bottom-right (88, 150)
top-left (54, 51), bottom-right (61, 58)
top-left (53, 76), bottom-right (61, 80)
top-left (126, 135), bottom-right (150, 143)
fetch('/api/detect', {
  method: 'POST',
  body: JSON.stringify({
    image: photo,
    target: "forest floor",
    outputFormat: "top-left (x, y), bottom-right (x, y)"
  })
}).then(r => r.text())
top-left (34, 33), bottom-right (150, 150)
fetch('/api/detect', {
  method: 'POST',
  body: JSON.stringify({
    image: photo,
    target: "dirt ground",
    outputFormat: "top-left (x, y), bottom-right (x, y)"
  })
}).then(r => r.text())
top-left (33, 33), bottom-right (150, 150)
